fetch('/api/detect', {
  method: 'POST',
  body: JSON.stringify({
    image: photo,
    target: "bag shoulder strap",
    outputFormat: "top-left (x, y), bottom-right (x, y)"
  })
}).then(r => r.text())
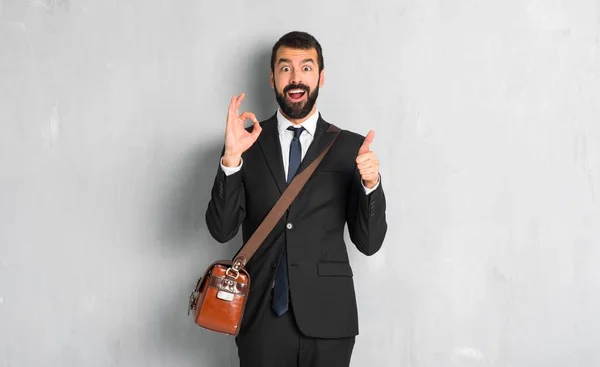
top-left (231, 124), bottom-right (342, 271)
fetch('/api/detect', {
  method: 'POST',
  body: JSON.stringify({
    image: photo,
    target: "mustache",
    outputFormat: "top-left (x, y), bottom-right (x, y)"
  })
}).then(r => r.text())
top-left (283, 84), bottom-right (310, 94)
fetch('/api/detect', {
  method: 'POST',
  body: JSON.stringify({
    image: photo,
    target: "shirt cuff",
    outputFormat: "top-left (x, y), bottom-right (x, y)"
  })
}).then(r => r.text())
top-left (220, 156), bottom-right (243, 176)
top-left (362, 174), bottom-right (380, 195)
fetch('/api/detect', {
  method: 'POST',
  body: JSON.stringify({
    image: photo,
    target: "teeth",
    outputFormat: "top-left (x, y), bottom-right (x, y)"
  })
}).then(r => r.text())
top-left (288, 89), bottom-right (305, 94)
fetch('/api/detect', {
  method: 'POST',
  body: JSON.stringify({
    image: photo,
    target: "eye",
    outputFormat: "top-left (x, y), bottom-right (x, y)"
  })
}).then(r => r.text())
top-left (282, 66), bottom-right (291, 72)
top-left (303, 66), bottom-right (311, 71)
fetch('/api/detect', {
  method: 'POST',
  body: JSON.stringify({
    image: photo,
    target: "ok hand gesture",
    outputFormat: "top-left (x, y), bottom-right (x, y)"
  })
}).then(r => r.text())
top-left (223, 93), bottom-right (262, 167)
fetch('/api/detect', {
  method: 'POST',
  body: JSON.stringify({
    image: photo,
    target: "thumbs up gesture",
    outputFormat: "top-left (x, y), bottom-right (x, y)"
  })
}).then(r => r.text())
top-left (356, 130), bottom-right (380, 189)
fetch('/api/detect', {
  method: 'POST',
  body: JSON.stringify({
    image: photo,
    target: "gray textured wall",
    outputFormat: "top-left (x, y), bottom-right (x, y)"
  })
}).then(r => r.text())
top-left (2, 0), bottom-right (600, 366)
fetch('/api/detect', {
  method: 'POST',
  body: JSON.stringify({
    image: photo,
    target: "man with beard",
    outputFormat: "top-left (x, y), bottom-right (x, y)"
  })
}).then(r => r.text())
top-left (205, 31), bottom-right (388, 367)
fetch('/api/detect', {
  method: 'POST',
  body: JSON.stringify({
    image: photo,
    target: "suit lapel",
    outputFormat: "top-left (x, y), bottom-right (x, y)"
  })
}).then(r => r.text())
top-left (258, 114), bottom-right (287, 194)
top-left (294, 113), bottom-right (334, 177)
top-left (257, 112), bottom-right (335, 195)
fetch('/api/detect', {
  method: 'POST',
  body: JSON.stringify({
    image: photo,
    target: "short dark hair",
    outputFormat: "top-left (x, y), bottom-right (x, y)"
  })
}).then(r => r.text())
top-left (270, 31), bottom-right (324, 73)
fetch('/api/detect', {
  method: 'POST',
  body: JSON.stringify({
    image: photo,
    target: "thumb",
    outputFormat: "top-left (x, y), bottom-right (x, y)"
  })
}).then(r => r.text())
top-left (358, 130), bottom-right (375, 155)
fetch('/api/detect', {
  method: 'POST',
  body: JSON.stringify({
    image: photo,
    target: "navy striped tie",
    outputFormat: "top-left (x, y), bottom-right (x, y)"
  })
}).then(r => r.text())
top-left (272, 125), bottom-right (305, 316)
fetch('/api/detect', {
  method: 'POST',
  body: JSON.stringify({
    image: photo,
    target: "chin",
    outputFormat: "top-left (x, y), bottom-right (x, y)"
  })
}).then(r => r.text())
top-left (287, 101), bottom-right (307, 110)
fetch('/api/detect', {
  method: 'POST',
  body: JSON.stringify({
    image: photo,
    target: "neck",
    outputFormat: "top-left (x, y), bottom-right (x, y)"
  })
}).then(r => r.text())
top-left (281, 105), bottom-right (318, 125)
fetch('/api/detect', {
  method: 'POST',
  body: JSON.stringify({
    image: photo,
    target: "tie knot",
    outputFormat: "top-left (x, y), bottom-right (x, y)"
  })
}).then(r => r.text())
top-left (287, 125), bottom-right (305, 139)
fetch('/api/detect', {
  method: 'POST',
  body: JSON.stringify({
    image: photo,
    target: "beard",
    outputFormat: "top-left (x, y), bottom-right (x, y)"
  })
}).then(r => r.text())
top-left (274, 82), bottom-right (319, 120)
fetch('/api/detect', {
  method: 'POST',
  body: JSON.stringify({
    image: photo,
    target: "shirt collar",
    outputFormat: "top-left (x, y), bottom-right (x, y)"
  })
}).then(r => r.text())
top-left (276, 108), bottom-right (319, 137)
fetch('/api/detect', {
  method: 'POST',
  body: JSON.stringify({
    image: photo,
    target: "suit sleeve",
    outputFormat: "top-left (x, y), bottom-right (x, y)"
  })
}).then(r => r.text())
top-left (205, 147), bottom-right (246, 243)
top-left (345, 164), bottom-right (388, 256)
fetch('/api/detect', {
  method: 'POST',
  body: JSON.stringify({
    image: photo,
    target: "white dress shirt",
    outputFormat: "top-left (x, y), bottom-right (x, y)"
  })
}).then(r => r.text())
top-left (220, 109), bottom-right (380, 194)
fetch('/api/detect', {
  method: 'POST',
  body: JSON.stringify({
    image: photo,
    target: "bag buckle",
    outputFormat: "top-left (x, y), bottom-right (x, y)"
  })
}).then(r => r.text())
top-left (225, 267), bottom-right (239, 279)
top-left (224, 256), bottom-right (246, 280)
top-left (188, 277), bottom-right (202, 315)
top-left (219, 257), bottom-right (246, 301)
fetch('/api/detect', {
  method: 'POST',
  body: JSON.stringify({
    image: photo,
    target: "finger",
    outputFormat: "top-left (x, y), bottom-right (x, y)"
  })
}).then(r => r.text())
top-left (360, 169), bottom-right (379, 180)
top-left (357, 155), bottom-right (378, 167)
top-left (357, 158), bottom-right (374, 168)
top-left (228, 95), bottom-right (237, 115)
top-left (356, 151), bottom-right (376, 162)
top-left (359, 162), bottom-right (379, 174)
top-left (356, 152), bottom-right (376, 164)
top-left (235, 93), bottom-right (246, 114)
top-left (361, 173), bottom-right (377, 180)
top-left (239, 111), bottom-right (258, 124)
top-left (251, 120), bottom-right (262, 139)
top-left (237, 92), bottom-right (245, 105)
top-left (359, 167), bottom-right (379, 177)
top-left (358, 160), bottom-right (379, 170)
top-left (358, 130), bottom-right (375, 155)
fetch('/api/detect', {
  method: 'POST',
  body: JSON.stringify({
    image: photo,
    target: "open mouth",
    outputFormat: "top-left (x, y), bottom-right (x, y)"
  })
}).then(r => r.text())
top-left (286, 89), bottom-right (307, 102)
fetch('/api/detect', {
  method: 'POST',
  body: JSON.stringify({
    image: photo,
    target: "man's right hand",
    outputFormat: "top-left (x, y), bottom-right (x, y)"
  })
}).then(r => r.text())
top-left (222, 93), bottom-right (262, 167)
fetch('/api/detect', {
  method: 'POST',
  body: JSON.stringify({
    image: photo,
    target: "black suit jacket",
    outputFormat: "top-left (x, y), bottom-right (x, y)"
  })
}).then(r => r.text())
top-left (205, 112), bottom-right (388, 339)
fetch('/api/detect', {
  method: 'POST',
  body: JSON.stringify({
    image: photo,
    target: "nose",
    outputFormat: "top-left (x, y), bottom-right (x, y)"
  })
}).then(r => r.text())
top-left (290, 69), bottom-right (301, 85)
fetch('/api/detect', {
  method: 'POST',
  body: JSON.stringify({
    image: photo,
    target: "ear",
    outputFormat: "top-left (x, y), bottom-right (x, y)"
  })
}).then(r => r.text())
top-left (319, 69), bottom-right (325, 88)
top-left (270, 70), bottom-right (274, 89)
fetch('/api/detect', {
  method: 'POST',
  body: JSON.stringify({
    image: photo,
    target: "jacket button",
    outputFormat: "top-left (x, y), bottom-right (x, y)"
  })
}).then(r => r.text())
top-left (286, 223), bottom-right (293, 230)
top-left (271, 261), bottom-right (277, 268)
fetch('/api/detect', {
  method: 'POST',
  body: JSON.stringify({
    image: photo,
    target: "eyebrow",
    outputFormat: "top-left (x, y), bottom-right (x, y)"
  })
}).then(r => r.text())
top-left (277, 58), bottom-right (316, 65)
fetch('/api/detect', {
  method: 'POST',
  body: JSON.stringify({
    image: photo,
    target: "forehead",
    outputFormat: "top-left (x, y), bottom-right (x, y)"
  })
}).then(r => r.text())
top-left (275, 46), bottom-right (318, 63)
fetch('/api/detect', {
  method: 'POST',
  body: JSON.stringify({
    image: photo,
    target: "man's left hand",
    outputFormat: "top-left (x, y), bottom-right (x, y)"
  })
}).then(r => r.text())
top-left (356, 130), bottom-right (380, 189)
